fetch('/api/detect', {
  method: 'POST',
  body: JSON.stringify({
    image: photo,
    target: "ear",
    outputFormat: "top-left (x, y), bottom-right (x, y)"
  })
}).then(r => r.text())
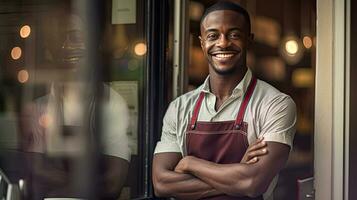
top-left (198, 36), bottom-right (204, 49)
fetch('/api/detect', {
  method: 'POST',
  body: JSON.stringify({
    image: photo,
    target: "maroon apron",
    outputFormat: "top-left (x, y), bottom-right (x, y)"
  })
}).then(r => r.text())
top-left (186, 77), bottom-right (263, 200)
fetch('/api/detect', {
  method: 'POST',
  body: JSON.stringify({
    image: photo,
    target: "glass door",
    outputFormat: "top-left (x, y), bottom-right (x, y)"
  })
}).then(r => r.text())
top-left (0, 0), bottom-right (173, 199)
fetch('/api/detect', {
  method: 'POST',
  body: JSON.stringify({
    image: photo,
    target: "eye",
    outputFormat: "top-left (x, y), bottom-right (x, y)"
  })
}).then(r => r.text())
top-left (68, 31), bottom-right (84, 43)
top-left (229, 32), bottom-right (241, 39)
top-left (206, 33), bottom-right (219, 41)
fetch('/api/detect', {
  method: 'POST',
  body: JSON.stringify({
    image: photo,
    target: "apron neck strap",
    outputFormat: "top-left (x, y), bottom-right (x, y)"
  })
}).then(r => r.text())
top-left (190, 92), bottom-right (205, 130)
top-left (189, 77), bottom-right (257, 130)
top-left (234, 77), bottom-right (257, 129)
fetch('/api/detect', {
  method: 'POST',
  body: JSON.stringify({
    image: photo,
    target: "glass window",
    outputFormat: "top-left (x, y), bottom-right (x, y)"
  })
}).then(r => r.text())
top-left (0, 0), bottom-right (162, 199)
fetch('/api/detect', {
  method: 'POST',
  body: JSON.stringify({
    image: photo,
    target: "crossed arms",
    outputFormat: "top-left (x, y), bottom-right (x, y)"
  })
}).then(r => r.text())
top-left (152, 140), bottom-right (290, 199)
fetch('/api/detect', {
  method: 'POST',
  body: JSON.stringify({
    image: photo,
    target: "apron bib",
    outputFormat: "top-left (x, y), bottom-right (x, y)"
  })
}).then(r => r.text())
top-left (186, 77), bottom-right (263, 200)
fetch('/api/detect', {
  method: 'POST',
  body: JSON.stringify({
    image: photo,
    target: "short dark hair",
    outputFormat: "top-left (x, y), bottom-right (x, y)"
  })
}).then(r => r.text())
top-left (200, 1), bottom-right (251, 32)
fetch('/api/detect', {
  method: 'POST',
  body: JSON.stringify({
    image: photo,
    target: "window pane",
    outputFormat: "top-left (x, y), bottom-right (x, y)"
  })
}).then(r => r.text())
top-left (0, 0), bottom-right (148, 199)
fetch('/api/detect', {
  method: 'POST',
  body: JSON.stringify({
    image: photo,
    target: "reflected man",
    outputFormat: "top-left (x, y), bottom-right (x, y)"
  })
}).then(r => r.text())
top-left (20, 14), bottom-right (130, 199)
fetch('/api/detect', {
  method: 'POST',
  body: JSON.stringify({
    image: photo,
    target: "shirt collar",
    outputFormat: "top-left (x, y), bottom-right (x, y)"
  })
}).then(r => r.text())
top-left (199, 69), bottom-right (253, 98)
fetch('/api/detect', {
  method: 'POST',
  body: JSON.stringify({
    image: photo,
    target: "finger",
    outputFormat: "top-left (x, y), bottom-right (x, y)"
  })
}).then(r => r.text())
top-left (249, 137), bottom-right (265, 147)
top-left (246, 157), bottom-right (259, 164)
top-left (246, 148), bottom-right (268, 160)
top-left (247, 148), bottom-right (268, 160)
top-left (174, 167), bottom-right (183, 173)
top-left (247, 140), bottom-right (267, 152)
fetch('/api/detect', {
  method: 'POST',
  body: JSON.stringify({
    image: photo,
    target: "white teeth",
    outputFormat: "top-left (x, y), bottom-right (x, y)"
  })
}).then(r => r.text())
top-left (215, 53), bottom-right (234, 58)
top-left (214, 54), bottom-right (234, 58)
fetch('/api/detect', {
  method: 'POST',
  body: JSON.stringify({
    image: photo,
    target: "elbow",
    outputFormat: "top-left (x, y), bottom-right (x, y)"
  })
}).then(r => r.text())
top-left (152, 178), bottom-right (163, 197)
top-left (152, 173), bottom-right (169, 197)
top-left (153, 183), bottom-right (165, 197)
top-left (244, 177), bottom-right (270, 198)
top-left (229, 175), bottom-right (269, 198)
top-left (100, 177), bottom-right (126, 199)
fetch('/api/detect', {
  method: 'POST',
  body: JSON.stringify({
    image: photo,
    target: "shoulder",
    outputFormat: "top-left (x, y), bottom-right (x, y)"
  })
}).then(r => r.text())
top-left (167, 87), bottom-right (202, 112)
top-left (103, 83), bottom-right (129, 112)
top-left (104, 83), bottom-right (126, 102)
top-left (253, 79), bottom-right (296, 109)
top-left (32, 94), bottom-right (51, 114)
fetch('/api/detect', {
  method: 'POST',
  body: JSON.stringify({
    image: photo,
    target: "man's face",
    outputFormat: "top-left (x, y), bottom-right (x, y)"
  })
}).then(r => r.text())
top-left (200, 10), bottom-right (252, 75)
top-left (58, 14), bottom-right (86, 69)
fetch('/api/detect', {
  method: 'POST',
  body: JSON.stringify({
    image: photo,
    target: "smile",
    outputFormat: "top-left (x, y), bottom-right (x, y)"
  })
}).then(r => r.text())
top-left (211, 52), bottom-right (237, 61)
top-left (214, 53), bottom-right (235, 58)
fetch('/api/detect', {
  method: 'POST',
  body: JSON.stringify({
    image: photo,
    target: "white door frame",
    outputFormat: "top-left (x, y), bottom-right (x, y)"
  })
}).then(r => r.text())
top-left (315, 0), bottom-right (350, 199)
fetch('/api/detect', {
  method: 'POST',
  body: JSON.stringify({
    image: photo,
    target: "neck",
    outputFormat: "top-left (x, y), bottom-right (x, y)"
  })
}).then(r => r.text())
top-left (209, 67), bottom-right (247, 100)
top-left (52, 82), bottom-right (85, 99)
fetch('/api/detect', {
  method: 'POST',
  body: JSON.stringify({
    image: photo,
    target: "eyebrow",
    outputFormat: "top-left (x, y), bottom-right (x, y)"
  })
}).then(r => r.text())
top-left (204, 27), bottom-right (244, 34)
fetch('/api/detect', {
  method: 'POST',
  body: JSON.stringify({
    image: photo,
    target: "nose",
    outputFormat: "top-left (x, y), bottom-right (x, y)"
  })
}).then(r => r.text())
top-left (62, 34), bottom-right (72, 50)
top-left (216, 34), bottom-right (231, 48)
top-left (61, 33), bottom-right (85, 50)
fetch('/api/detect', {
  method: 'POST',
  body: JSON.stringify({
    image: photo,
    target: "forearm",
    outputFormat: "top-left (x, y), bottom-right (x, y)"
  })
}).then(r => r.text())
top-left (182, 143), bottom-right (290, 197)
top-left (186, 157), bottom-right (257, 197)
top-left (153, 170), bottom-right (221, 199)
top-left (98, 156), bottom-right (129, 199)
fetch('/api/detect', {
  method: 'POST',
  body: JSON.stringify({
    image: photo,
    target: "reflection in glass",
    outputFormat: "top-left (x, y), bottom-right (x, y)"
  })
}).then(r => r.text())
top-left (11, 47), bottom-right (22, 60)
top-left (303, 36), bottom-right (313, 49)
top-left (134, 42), bottom-right (147, 56)
top-left (285, 40), bottom-right (299, 55)
top-left (20, 25), bottom-right (31, 39)
top-left (17, 70), bottom-right (29, 83)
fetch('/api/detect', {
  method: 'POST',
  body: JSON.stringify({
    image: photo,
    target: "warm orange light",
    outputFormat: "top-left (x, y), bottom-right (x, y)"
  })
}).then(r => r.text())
top-left (285, 40), bottom-right (299, 55)
top-left (134, 43), bottom-right (147, 56)
top-left (303, 36), bottom-right (313, 49)
top-left (38, 114), bottom-right (52, 128)
top-left (17, 69), bottom-right (29, 83)
top-left (11, 47), bottom-right (22, 60)
top-left (292, 68), bottom-right (314, 88)
top-left (20, 25), bottom-right (31, 38)
top-left (189, 1), bottom-right (204, 21)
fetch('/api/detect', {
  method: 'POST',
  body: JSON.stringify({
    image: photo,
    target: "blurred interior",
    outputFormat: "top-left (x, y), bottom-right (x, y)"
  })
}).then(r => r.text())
top-left (0, 0), bottom-right (315, 199)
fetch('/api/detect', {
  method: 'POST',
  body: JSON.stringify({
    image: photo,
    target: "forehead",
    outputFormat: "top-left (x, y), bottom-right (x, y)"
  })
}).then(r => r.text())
top-left (201, 10), bottom-right (247, 33)
top-left (61, 14), bottom-right (84, 32)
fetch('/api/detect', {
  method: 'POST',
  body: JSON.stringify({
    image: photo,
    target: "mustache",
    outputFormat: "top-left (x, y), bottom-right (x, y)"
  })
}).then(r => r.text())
top-left (209, 47), bottom-right (241, 54)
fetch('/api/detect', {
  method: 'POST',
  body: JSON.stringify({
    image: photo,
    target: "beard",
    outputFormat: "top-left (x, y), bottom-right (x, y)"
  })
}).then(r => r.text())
top-left (210, 62), bottom-right (238, 75)
top-left (207, 55), bottom-right (245, 76)
top-left (206, 47), bottom-right (246, 75)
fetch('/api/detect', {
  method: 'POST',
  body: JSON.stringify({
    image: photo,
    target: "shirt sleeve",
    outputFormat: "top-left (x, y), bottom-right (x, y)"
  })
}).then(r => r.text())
top-left (101, 86), bottom-right (131, 161)
top-left (154, 101), bottom-right (181, 154)
top-left (259, 95), bottom-right (297, 148)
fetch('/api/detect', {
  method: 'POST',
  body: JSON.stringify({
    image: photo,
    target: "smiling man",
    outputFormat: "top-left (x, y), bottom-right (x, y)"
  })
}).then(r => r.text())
top-left (20, 13), bottom-right (130, 199)
top-left (152, 1), bottom-right (296, 200)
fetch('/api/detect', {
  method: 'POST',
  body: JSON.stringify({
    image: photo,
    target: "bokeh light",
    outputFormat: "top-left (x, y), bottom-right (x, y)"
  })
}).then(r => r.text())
top-left (303, 36), bottom-right (313, 49)
top-left (134, 43), bottom-right (147, 56)
top-left (285, 40), bottom-right (299, 55)
top-left (292, 68), bottom-right (314, 88)
top-left (38, 114), bottom-right (52, 128)
top-left (17, 69), bottom-right (29, 83)
top-left (11, 47), bottom-right (22, 60)
top-left (20, 25), bottom-right (31, 38)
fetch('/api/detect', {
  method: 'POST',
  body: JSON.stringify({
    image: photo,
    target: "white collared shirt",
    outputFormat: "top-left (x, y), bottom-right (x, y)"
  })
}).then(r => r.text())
top-left (26, 83), bottom-right (131, 161)
top-left (154, 69), bottom-right (296, 200)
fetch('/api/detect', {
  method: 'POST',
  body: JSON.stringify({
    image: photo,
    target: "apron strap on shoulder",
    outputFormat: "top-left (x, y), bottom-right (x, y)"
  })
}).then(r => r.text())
top-left (190, 92), bottom-right (205, 130)
top-left (234, 77), bottom-right (257, 129)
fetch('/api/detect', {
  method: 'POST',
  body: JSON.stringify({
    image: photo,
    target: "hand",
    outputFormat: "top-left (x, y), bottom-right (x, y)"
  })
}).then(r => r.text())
top-left (174, 156), bottom-right (194, 173)
top-left (241, 137), bottom-right (268, 164)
